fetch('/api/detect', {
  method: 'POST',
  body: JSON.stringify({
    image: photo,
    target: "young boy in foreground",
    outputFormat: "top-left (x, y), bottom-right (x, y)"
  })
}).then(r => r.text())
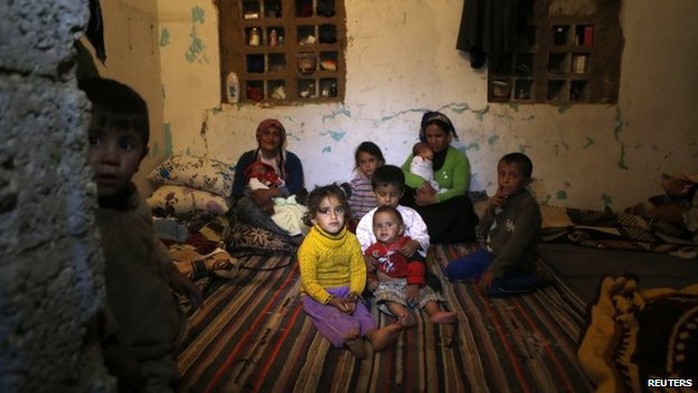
top-left (365, 206), bottom-right (457, 326)
top-left (446, 153), bottom-right (543, 297)
top-left (81, 78), bottom-right (201, 392)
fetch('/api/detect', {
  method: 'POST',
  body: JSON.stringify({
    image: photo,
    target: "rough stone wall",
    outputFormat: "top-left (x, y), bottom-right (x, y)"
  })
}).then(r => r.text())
top-left (0, 1), bottom-right (112, 392)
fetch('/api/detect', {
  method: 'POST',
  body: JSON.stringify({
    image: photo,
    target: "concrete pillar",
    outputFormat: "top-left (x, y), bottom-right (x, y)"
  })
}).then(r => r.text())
top-left (0, 0), bottom-right (112, 391)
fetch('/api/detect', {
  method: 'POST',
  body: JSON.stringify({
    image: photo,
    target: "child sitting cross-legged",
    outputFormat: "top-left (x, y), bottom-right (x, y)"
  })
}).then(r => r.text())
top-left (297, 184), bottom-right (402, 359)
top-left (365, 206), bottom-right (457, 327)
top-left (446, 152), bottom-right (543, 297)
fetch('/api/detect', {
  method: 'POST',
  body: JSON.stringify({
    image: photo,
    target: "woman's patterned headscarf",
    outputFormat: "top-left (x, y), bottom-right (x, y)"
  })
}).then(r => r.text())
top-left (419, 111), bottom-right (459, 143)
top-left (256, 118), bottom-right (286, 146)
top-left (255, 118), bottom-right (287, 178)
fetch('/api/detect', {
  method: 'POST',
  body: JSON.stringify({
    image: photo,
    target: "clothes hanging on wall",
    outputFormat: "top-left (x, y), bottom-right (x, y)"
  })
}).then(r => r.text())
top-left (456, 0), bottom-right (532, 71)
top-left (87, 0), bottom-right (106, 63)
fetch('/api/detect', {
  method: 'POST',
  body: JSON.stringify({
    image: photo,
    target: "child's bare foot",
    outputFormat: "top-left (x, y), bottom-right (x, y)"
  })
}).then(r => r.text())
top-left (429, 310), bottom-right (458, 324)
top-left (399, 313), bottom-right (417, 329)
top-left (345, 338), bottom-right (367, 359)
top-left (367, 322), bottom-right (401, 352)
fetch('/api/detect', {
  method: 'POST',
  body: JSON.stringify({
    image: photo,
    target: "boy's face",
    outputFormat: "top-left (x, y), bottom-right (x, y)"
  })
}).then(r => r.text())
top-left (372, 211), bottom-right (404, 244)
top-left (373, 183), bottom-right (403, 208)
top-left (88, 127), bottom-right (147, 198)
top-left (497, 161), bottom-right (529, 197)
top-left (311, 195), bottom-right (346, 235)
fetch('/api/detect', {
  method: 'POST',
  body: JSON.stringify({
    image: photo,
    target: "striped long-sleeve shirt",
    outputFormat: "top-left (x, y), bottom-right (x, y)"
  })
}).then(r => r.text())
top-left (347, 172), bottom-right (377, 221)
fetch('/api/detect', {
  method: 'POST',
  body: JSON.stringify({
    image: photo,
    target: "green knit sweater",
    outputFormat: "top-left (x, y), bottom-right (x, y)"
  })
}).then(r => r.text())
top-left (298, 225), bottom-right (367, 304)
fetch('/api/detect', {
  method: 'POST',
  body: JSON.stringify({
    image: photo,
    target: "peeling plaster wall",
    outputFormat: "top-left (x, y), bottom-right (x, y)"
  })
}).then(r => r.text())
top-left (111, 0), bottom-right (696, 210)
top-left (0, 1), bottom-right (112, 391)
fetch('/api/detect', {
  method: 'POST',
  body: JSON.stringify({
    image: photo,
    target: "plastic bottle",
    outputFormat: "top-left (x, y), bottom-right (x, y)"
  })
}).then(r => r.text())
top-left (226, 72), bottom-right (239, 103)
top-left (270, 29), bottom-right (278, 46)
top-left (249, 28), bottom-right (260, 46)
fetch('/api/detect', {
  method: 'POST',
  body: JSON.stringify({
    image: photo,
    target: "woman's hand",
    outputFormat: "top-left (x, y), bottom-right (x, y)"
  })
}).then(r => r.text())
top-left (415, 183), bottom-right (438, 206)
top-left (250, 188), bottom-right (279, 215)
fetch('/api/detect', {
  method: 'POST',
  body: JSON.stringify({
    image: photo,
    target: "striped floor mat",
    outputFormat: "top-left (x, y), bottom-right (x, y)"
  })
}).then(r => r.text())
top-left (176, 245), bottom-right (593, 392)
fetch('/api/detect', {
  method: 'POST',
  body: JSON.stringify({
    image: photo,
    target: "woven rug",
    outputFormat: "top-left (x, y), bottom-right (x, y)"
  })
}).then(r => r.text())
top-left (176, 244), bottom-right (593, 392)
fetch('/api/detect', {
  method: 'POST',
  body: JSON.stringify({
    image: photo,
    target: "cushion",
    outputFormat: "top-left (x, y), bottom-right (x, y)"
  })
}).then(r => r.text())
top-left (578, 276), bottom-right (698, 392)
top-left (541, 205), bottom-right (574, 228)
top-left (148, 155), bottom-right (235, 198)
top-left (226, 221), bottom-right (297, 257)
top-left (147, 185), bottom-right (230, 216)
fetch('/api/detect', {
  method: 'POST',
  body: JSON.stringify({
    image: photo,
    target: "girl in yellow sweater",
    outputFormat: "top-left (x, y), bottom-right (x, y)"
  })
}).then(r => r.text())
top-left (298, 184), bottom-right (401, 358)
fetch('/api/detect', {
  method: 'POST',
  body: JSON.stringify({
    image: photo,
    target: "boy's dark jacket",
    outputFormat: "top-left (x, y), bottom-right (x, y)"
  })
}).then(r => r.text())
top-left (476, 190), bottom-right (541, 277)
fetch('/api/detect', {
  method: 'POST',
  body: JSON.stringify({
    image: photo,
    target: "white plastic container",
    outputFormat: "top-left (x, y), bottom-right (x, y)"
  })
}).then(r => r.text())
top-left (226, 72), bottom-right (239, 103)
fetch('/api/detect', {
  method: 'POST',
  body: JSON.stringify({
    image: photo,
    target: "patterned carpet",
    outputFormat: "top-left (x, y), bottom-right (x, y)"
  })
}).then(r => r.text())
top-left (176, 244), bottom-right (593, 392)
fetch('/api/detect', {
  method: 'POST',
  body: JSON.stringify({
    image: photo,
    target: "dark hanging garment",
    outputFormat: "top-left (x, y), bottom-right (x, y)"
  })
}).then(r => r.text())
top-left (456, 0), bottom-right (519, 71)
top-left (87, 0), bottom-right (107, 63)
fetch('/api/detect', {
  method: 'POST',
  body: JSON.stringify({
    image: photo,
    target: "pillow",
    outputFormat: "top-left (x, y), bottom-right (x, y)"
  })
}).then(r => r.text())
top-left (148, 155), bottom-right (235, 198)
top-left (578, 276), bottom-right (698, 392)
top-left (147, 185), bottom-right (230, 216)
top-left (541, 205), bottom-right (574, 228)
top-left (225, 221), bottom-right (297, 257)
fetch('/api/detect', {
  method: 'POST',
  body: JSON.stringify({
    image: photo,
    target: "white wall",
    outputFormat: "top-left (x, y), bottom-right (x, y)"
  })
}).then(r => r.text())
top-left (112, 0), bottom-right (697, 210)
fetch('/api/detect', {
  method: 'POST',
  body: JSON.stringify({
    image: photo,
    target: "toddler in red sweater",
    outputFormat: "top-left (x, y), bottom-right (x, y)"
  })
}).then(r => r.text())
top-left (365, 206), bottom-right (457, 327)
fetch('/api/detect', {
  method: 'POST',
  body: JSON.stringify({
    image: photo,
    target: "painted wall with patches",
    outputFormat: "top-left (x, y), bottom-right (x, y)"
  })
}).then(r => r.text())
top-left (102, 0), bottom-right (698, 210)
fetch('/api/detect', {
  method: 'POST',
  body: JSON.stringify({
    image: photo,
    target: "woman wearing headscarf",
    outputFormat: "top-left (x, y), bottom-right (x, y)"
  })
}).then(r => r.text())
top-left (232, 119), bottom-right (305, 237)
top-left (400, 111), bottom-right (478, 244)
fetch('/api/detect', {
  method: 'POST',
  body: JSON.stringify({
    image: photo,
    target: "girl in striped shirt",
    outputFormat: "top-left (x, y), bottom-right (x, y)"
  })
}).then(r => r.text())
top-left (345, 141), bottom-right (385, 232)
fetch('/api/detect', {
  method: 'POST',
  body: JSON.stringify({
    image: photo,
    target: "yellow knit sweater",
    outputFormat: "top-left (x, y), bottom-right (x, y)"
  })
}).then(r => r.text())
top-left (298, 225), bottom-right (367, 304)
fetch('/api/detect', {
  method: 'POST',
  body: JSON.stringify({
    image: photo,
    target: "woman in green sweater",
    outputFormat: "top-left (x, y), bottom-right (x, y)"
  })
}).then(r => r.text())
top-left (400, 111), bottom-right (479, 243)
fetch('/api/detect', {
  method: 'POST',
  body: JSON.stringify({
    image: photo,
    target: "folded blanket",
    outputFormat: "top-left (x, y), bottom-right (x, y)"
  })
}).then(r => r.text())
top-left (271, 195), bottom-right (308, 236)
top-left (578, 276), bottom-right (698, 392)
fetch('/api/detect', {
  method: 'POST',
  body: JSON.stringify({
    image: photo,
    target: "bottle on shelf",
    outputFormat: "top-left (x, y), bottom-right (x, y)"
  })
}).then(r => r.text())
top-left (226, 72), bottom-right (239, 103)
top-left (270, 29), bottom-right (278, 46)
top-left (249, 27), bottom-right (261, 46)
